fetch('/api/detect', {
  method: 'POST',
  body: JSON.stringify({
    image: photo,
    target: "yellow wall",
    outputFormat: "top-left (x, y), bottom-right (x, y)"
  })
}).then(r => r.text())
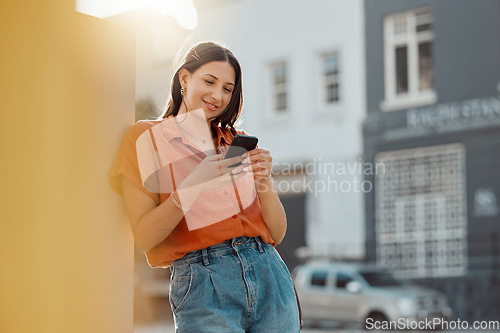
top-left (0, 1), bottom-right (135, 332)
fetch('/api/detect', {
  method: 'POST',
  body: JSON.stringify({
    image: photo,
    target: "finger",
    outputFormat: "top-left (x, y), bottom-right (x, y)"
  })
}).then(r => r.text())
top-left (253, 168), bottom-right (271, 177)
top-left (230, 169), bottom-right (246, 176)
top-left (254, 167), bottom-right (271, 174)
top-left (213, 170), bottom-right (247, 187)
top-left (254, 167), bottom-right (271, 177)
top-left (250, 154), bottom-right (273, 162)
top-left (252, 163), bottom-right (270, 171)
top-left (248, 148), bottom-right (269, 156)
top-left (205, 154), bottom-right (225, 162)
top-left (229, 169), bottom-right (248, 180)
top-left (251, 161), bottom-right (272, 170)
top-left (218, 154), bottom-right (246, 168)
top-left (228, 162), bottom-right (250, 175)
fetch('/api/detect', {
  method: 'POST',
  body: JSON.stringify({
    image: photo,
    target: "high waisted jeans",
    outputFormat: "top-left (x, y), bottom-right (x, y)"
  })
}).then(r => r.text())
top-left (169, 236), bottom-right (301, 332)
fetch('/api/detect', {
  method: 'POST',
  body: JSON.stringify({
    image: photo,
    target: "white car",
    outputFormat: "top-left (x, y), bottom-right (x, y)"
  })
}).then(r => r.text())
top-left (293, 262), bottom-right (452, 329)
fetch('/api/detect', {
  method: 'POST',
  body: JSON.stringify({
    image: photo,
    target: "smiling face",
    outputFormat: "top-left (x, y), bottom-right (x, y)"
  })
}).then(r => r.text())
top-left (178, 61), bottom-right (236, 122)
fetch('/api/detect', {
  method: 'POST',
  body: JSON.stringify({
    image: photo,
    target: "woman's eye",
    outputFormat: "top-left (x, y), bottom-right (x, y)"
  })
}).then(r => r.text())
top-left (224, 88), bottom-right (233, 93)
top-left (205, 80), bottom-right (214, 85)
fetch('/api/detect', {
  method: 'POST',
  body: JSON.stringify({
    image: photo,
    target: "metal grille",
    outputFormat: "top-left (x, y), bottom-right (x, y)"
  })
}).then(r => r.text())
top-left (375, 143), bottom-right (467, 278)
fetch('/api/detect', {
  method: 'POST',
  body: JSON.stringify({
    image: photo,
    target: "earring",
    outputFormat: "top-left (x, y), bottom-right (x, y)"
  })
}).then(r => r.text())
top-left (181, 87), bottom-right (186, 96)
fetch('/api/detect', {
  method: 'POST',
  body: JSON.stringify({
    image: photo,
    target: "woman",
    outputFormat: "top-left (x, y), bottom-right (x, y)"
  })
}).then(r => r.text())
top-left (109, 41), bottom-right (300, 332)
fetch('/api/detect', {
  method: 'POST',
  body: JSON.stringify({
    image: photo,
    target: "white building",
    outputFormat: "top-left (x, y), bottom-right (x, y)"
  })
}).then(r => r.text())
top-left (190, 0), bottom-right (367, 262)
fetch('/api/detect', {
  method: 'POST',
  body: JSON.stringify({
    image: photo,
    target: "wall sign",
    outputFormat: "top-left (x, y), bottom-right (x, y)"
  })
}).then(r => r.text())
top-left (473, 187), bottom-right (499, 218)
top-left (382, 95), bottom-right (500, 141)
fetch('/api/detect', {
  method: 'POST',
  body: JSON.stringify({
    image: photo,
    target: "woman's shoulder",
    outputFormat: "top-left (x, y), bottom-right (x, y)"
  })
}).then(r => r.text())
top-left (125, 119), bottom-right (162, 139)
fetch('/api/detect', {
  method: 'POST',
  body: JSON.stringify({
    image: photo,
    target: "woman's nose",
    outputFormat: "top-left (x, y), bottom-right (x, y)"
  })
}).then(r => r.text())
top-left (210, 86), bottom-right (222, 102)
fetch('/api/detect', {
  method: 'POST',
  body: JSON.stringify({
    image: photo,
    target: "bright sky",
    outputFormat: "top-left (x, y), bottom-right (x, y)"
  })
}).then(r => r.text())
top-left (76, 0), bottom-right (198, 29)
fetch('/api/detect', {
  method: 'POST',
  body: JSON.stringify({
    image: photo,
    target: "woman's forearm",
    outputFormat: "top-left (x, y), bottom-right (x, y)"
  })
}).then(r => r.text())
top-left (125, 157), bottom-right (245, 253)
top-left (132, 191), bottom-right (186, 253)
top-left (256, 178), bottom-right (287, 244)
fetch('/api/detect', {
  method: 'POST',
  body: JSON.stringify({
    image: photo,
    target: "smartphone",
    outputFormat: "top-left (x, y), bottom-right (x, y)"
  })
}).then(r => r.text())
top-left (224, 135), bottom-right (258, 165)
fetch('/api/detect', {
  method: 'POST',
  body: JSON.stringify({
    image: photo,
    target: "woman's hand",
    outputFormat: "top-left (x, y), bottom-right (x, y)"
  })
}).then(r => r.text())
top-left (178, 154), bottom-right (248, 205)
top-left (247, 147), bottom-right (287, 243)
top-left (247, 148), bottom-right (273, 185)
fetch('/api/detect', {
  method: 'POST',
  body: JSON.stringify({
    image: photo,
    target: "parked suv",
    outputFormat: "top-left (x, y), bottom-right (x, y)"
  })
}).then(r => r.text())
top-left (293, 262), bottom-right (452, 328)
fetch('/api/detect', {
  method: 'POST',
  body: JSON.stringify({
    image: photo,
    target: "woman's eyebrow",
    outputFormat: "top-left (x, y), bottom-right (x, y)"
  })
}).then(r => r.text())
top-left (204, 74), bottom-right (235, 86)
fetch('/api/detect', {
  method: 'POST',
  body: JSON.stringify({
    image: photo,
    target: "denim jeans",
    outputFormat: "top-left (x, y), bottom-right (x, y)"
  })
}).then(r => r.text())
top-left (168, 236), bottom-right (301, 332)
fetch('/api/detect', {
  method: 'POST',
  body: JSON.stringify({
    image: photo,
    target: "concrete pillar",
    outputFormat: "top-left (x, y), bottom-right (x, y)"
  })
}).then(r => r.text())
top-left (0, 1), bottom-right (135, 332)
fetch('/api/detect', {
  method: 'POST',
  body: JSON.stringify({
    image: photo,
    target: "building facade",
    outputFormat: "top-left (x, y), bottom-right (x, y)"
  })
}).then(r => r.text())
top-left (363, 0), bottom-right (500, 321)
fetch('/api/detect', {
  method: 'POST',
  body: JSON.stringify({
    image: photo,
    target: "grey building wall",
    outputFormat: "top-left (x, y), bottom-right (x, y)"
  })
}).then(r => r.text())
top-left (365, 0), bottom-right (500, 110)
top-left (363, 0), bottom-right (500, 322)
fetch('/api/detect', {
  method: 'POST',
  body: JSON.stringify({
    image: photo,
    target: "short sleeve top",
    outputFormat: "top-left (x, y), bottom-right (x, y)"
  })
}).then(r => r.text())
top-left (109, 116), bottom-right (275, 267)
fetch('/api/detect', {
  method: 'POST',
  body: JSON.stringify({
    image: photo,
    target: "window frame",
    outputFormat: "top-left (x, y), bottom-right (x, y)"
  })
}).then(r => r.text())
top-left (266, 60), bottom-right (289, 119)
top-left (321, 52), bottom-right (341, 107)
top-left (381, 6), bottom-right (437, 111)
top-left (316, 50), bottom-right (343, 115)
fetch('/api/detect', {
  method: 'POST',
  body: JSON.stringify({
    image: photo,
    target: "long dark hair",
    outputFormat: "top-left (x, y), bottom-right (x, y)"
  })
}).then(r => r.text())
top-left (161, 41), bottom-right (243, 130)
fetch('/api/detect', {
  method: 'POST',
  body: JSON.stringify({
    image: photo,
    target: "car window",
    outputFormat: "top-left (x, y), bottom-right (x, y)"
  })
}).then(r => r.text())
top-left (359, 271), bottom-right (401, 286)
top-left (310, 271), bottom-right (328, 287)
top-left (336, 272), bottom-right (353, 289)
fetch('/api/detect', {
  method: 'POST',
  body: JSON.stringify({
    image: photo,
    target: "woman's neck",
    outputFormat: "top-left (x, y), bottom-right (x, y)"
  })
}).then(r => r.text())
top-left (177, 108), bottom-right (212, 128)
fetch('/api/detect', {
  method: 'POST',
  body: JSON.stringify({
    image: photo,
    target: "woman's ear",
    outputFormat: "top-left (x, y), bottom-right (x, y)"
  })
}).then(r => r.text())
top-left (178, 68), bottom-right (191, 89)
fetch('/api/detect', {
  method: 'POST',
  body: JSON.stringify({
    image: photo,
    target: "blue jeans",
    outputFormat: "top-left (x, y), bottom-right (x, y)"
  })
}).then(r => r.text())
top-left (169, 236), bottom-right (301, 332)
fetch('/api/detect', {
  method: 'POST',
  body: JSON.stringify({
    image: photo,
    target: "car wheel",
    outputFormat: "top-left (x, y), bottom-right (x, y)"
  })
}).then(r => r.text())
top-left (364, 312), bottom-right (388, 330)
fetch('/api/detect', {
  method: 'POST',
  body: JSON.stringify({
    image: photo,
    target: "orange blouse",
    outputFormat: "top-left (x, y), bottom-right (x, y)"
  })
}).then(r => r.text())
top-left (109, 116), bottom-right (274, 267)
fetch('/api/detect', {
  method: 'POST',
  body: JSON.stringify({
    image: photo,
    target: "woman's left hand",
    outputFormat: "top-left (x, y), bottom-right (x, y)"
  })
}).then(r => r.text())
top-left (247, 148), bottom-right (273, 184)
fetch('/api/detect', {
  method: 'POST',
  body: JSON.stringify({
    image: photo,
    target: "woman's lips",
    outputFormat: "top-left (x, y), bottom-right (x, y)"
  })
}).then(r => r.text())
top-left (203, 100), bottom-right (219, 112)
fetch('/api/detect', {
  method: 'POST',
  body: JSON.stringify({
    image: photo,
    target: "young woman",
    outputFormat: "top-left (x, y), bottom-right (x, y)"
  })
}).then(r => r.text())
top-left (109, 41), bottom-right (300, 332)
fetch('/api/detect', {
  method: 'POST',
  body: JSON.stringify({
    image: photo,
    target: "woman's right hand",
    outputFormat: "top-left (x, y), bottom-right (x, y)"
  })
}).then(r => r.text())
top-left (177, 154), bottom-right (249, 203)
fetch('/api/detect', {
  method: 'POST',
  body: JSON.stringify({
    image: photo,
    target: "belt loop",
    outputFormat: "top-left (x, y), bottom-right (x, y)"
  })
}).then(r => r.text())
top-left (255, 237), bottom-right (263, 253)
top-left (202, 247), bottom-right (210, 266)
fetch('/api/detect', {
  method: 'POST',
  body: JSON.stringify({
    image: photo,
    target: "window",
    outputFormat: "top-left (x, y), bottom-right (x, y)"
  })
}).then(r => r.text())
top-left (322, 53), bottom-right (340, 104)
top-left (310, 271), bottom-right (328, 287)
top-left (381, 7), bottom-right (436, 111)
top-left (359, 271), bottom-right (401, 287)
top-left (270, 62), bottom-right (288, 114)
top-left (335, 272), bottom-right (353, 289)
